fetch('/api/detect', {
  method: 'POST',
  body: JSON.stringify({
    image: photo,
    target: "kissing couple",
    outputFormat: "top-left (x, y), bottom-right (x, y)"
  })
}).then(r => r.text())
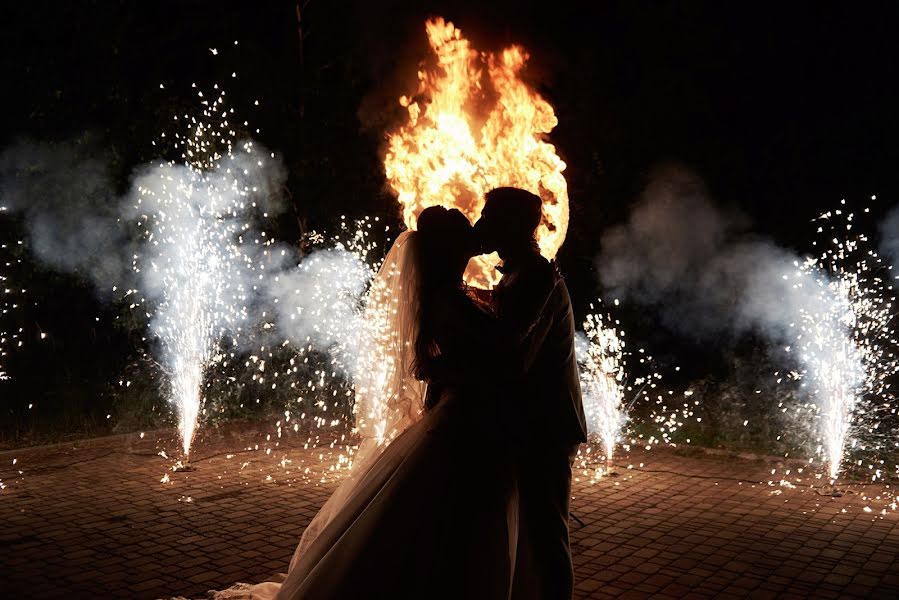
top-left (217, 187), bottom-right (587, 600)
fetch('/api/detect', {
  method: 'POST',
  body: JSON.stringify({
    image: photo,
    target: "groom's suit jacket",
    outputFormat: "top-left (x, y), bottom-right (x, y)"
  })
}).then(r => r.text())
top-left (494, 252), bottom-right (588, 449)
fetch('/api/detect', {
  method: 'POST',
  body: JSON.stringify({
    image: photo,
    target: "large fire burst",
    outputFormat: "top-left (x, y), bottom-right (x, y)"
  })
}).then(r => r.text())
top-left (384, 17), bottom-right (569, 288)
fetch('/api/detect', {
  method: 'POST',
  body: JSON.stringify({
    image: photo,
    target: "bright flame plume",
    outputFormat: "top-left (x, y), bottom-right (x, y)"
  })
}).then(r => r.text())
top-left (385, 17), bottom-right (569, 288)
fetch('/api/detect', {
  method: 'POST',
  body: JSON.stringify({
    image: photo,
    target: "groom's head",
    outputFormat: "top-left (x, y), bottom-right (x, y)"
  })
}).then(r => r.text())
top-left (475, 187), bottom-right (543, 257)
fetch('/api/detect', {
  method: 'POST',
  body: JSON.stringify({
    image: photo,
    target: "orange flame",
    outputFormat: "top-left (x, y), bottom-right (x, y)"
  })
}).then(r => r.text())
top-left (384, 17), bottom-right (569, 288)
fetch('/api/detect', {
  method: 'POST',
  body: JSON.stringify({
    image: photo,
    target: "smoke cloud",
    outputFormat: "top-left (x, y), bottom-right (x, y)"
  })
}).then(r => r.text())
top-left (268, 247), bottom-right (372, 376)
top-left (0, 134), bottom-right (375, 450)
top-left (598, 163), bottom-right (825, 346)
top-left (0, 136), bottom-right (134, 292)
top-left (123, 144), bottom-right (288, 318)
top-left (0, 134), bottom-right (381, 382)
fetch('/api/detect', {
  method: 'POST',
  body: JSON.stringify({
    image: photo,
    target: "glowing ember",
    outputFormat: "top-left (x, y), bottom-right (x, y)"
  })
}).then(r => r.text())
top-left (384, 17), bottom-right (569, 288)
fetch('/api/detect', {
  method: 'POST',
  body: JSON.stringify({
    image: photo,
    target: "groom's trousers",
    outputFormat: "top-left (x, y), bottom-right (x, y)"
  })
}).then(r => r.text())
top-left (511, 444), bottom-right (579, 600)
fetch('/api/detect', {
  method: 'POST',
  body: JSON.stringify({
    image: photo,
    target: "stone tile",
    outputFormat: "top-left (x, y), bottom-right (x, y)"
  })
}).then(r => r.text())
top-left (1, 436), bottom-right (897, 599)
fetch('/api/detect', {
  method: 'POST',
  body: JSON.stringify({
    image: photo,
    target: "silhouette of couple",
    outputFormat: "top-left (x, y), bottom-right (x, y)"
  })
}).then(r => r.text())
top-left (218, 188), bottom-right (587, 600)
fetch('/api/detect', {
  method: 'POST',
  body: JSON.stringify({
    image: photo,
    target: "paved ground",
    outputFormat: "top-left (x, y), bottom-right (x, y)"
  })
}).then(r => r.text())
top-left (1, 427), bottom-right (897, 599)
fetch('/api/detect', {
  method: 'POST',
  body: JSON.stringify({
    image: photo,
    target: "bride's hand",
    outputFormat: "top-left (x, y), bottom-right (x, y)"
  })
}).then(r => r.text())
top-left (466, 287), bottom-right (495, 312)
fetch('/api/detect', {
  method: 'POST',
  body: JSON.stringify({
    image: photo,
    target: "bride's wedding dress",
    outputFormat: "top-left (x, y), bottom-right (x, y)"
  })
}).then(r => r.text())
top-left (273, 288), bottom-right (519, 599)
top-left (211, 232), bottom-right (520, 600)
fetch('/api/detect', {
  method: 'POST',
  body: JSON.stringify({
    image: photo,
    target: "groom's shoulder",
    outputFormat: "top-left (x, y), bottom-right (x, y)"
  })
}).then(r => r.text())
top-left (523, 252), bottom-right (552, 272)
top-left (521, 253), bottom-right (554, 280)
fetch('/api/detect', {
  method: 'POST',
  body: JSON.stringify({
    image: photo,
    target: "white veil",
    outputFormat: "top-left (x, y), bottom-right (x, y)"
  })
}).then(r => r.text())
top-left (353, 230), bottom-right (427, 450)
top-left (287, 229), bottom-right (427, 568)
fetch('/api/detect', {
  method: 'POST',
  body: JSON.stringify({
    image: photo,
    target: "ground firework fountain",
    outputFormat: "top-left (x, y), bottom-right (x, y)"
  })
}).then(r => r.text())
top-left (795, 270), bottom-right (865, 485)
top-left (577, 306), bottom-right (627, 472)
top-left (0, 218), bottom-right (12, 380)
top-left (574, 304), bottom-right (671, 480)
top-left (131, 87), bottom-right (282, 460)
top-left (789, 203), bottom-right (898, 485)
top-left (0, 206), bottom-right (24, 381)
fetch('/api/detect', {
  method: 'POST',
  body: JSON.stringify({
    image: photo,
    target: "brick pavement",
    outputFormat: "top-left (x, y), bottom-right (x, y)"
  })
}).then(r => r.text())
top-left (1, 428), bottom-right (897, 599)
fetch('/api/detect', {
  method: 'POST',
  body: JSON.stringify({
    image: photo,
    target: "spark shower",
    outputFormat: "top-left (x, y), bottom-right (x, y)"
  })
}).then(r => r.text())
top-left (0, 17), bottom-right (896, 491)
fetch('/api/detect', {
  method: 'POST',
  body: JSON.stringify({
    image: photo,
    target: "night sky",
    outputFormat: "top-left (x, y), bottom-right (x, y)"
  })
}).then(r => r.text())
top-left (3, 1), bottom-right (899, 434)
top-left (6, 2), bottom-right (899, 232)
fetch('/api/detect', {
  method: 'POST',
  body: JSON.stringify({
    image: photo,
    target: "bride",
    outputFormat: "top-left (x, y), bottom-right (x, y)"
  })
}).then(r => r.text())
top-left (215, 206), bottom-right (548, 599)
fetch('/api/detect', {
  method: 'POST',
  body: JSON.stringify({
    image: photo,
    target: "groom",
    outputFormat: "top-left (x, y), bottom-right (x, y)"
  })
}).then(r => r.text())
top-left (474, 187), bottom-right (588, 599)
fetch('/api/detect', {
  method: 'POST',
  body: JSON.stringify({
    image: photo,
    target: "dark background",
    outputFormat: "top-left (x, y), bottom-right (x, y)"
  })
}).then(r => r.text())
top-left (2, 1), bottom-right (898, 443)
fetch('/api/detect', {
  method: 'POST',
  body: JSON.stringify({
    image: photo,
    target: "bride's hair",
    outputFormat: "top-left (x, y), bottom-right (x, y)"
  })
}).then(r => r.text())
top-left (412, 206), bottom-right (471, 382)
